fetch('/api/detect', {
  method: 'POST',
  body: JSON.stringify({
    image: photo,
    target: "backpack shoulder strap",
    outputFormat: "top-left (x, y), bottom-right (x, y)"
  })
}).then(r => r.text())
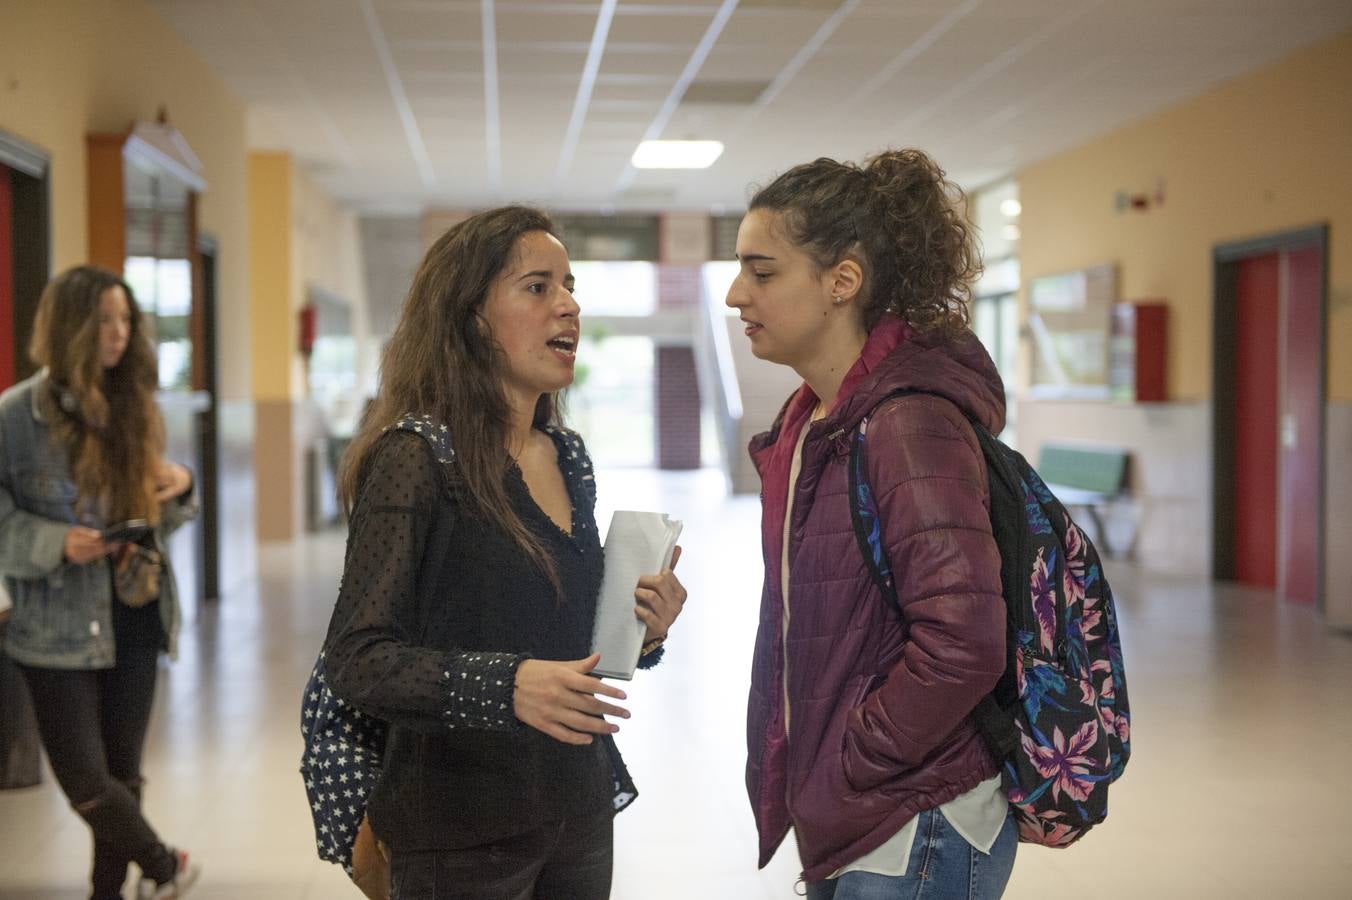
top-left (849, 389), bottom-right (962, 612)
top-left (847, 390), bottom-right (1019, 596)
top-left (387, 413), bottom-right (456, 464)
top-left (847, 389), bottom-right (1022, 761)
top-left (541, 424), bottom-right (597, 510)
top-left (380, 412), bottom-right (458, 504)
top-left (847, 406), bottom-right (901, 614)
top-left (386, 413), bottom-right (457, 640)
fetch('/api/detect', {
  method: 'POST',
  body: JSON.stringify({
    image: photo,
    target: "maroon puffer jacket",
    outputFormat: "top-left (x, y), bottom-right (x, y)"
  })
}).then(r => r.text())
top-left (745, 317), bottom-right (1007, 881)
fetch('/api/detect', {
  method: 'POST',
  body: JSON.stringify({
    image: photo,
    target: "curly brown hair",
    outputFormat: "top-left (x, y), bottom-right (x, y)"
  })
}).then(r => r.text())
top-left (339, 206), bottom-right (566, 595)
top-left (748, 148), bottom-right (980, 336)
top-left (29, 266), bottom-right (165, 524)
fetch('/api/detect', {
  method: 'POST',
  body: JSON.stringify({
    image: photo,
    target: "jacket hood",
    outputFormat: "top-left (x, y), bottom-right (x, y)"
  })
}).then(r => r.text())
top-left (836, 324), bottom-right (1006, 434)
top-left (751, 317), bottom-right (1006, 459)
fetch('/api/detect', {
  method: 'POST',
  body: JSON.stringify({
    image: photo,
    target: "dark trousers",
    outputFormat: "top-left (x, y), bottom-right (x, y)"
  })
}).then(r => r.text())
top-left (389, 808), bottom-right (614, 900)
top-left (20, 648), bottom-right (176, 899)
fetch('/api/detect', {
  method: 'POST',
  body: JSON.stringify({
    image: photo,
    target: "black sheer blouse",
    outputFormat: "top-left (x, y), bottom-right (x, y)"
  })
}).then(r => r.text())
top-left (322, 418), bottom-right (648, 851)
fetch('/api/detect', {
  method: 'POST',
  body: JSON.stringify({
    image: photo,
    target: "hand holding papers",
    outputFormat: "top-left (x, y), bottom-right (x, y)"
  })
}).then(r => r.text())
top-left (591, 510), bottom-right (683, 680)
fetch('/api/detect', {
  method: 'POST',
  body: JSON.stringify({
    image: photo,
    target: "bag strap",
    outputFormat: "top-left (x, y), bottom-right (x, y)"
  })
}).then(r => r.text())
top-left (846, 390), bottom-right (1021, 762)
top-left (847, 417), bottom-right (895, 608)
top-left (388, 413), bottom-right (455, 462)
top-left (387, 414), bottom-right (458, 644)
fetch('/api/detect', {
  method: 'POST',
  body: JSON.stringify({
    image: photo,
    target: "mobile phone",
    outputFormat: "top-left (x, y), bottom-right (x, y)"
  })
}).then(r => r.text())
top-left (102, 519), bottom-right (150, 544)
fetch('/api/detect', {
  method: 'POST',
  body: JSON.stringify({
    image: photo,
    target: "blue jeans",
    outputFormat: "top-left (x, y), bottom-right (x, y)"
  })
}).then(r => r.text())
top-left (806, 808), bottom-right (1018, 900)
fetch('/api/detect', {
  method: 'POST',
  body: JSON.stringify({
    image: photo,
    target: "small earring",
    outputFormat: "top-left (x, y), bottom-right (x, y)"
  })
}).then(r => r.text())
top-left (832, 295), bottom-right (844, 305)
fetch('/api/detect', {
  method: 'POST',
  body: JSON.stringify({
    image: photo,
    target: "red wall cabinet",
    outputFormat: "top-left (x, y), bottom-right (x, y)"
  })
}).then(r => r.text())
top-left (1110, 301), bottom-right (1168, 403)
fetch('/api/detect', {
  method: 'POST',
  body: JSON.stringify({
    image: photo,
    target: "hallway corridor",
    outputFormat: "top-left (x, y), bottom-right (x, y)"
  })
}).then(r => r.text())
top-left (1, 468), bottom-right (1350, 899)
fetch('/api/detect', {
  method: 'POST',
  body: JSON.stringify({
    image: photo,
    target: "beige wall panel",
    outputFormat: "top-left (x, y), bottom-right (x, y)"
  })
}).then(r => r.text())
top-left (254, 400), bottom-right (297, 543)
top-left (1325, 404), bottom-right (1352, 627)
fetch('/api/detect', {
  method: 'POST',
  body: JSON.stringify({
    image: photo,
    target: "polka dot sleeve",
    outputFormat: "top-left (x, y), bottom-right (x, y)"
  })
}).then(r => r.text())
top-left (322, 430), bottom-right (525, 733)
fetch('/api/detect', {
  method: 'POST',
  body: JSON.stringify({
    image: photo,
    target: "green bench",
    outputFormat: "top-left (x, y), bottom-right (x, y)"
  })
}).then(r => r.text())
top-left (1036, 443), bottom-right (1130, 557)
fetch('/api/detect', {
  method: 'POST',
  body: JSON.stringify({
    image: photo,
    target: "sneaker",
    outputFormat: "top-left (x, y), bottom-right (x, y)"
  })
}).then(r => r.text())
top-left (138, 849), bottom-right (201, 899)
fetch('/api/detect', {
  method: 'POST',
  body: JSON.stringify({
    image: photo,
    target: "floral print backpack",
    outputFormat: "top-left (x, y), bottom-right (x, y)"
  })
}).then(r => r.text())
top-left (848, 392), bottom-right (1131, 847)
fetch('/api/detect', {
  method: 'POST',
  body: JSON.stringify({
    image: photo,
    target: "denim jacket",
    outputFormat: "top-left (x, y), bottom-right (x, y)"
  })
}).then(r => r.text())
top-left (0, 371), bottom-right (198, 669)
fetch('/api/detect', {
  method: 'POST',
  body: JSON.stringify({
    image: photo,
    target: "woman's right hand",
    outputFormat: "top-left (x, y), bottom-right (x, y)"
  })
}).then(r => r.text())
top-left (63, 526), bottom-right (112, 564)
top-left (513, 653), bottom-right (630, 745)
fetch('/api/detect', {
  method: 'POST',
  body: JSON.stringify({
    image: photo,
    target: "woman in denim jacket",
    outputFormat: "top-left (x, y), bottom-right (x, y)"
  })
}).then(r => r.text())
top-left (0, 266), bottom-right (200, 899)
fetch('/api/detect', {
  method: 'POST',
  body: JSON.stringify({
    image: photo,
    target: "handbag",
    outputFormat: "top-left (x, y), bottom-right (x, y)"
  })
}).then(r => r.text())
top-left (350, 817), bottom-right (390, 900)
top-left (113, 542), bottom-right (163, 608)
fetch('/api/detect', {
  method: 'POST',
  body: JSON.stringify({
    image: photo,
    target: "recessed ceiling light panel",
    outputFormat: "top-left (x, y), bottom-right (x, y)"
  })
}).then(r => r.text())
top-left (632, 140), bottom-right (725, 169)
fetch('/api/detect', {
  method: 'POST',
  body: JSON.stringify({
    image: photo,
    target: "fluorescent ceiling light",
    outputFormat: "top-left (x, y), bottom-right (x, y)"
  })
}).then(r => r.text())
top-left (1000, 198), bottom-right (1022, 217)
top-left (632, 140), bottom-right (724, 169)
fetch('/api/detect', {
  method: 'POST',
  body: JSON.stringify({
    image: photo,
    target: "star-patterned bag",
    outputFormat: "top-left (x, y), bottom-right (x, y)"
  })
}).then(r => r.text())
top-left (299, 651), bottom-right (388, 875)
top-left (299, 414), bottom-right (453, 882)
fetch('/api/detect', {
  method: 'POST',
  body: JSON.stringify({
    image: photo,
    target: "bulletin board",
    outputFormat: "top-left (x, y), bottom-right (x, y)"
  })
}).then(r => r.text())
top-left (1026, 262), bottom-right (1118, 399)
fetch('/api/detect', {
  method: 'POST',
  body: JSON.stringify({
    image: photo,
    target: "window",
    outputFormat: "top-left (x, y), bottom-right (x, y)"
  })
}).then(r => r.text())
top-left (571, 261), bottom-right (657, 316)
top-left (124, 255), bottom-right (192, 390)
top-left (701, 260), bottom-right (739, 316)
top-left (971, 179), bottom-right (1021, 444)
top-left (305, 288), bottom-right (360, 435)
top-left (567, 334), bottom-right (654, 467)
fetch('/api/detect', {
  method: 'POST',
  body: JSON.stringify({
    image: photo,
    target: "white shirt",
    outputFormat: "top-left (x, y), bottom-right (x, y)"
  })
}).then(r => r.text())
top-left (830, 775), bottom-right (1007, 878)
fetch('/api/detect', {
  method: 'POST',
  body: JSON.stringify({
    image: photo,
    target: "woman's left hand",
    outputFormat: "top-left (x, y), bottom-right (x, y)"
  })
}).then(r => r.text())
top-left (154, 461), bottom-right (193, 503)
top-left (635, 545), bottom-right (687, 643)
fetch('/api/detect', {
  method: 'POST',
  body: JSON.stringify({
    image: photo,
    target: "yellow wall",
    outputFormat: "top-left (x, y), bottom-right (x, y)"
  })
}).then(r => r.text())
top-left (1018, 29), bottom-right (1352, 402)
top-left (248, 152), bottom-right (294, 403)
top-left (249, 150), bottom-right (369, 540)
top-left (0, 0), bottom-right (252, 401)
top-left (249, 152), bottom-right (371, 403)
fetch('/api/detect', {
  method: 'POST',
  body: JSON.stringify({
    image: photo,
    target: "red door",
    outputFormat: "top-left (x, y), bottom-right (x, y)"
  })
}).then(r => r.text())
top-left (1279, 246), bottom-right (1323, 605)
top-left (0, 163), bottom-right (13, 391)
top-left (1233, 253), bottom-right (1280, 588)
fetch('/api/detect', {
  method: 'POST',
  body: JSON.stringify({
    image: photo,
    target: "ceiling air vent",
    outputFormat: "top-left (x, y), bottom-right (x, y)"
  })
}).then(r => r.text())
top-left (739, 0), bottom-right (850, 9)
top-left (555, 212), bottom-right (662, 260)
top-left (682, 81), bottom-right (771, 105)
top-left (616, 187), bottom-right (680, 208)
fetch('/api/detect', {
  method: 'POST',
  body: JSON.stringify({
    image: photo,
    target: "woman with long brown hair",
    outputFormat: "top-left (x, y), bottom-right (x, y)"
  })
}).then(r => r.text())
top-left (318, 205), bottom-right (687, 899)
top-left (0, 265), bottom-right (199, 898)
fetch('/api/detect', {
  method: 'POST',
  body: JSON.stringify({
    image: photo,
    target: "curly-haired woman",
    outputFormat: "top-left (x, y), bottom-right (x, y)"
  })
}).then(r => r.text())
top-left (730, 150), bottom-right (1017, 899)
top-left (0, 266), bottom-right (200, 898)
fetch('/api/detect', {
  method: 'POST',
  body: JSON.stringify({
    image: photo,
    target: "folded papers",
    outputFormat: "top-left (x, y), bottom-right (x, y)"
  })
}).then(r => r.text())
top-left (590, 510), bottom-right (683, 680)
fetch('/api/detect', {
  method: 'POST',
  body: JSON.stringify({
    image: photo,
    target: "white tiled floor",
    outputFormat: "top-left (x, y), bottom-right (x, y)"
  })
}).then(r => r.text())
top-left (2, 467), bottom-right (1351, 898)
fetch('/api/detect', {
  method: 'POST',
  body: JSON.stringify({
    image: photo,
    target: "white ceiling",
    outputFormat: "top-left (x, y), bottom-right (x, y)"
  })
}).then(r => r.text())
top-left (148, 0), bottom-right (1352, 213)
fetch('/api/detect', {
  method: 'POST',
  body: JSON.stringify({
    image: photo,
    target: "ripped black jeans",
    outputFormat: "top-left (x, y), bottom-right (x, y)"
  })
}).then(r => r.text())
top-left (19, 646), bottom-right (177, 899)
